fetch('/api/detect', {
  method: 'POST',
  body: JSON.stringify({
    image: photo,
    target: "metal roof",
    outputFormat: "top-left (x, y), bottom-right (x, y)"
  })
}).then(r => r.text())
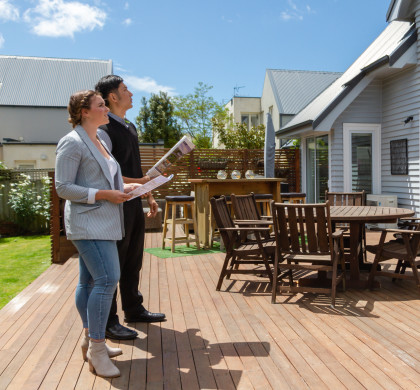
top-left (267, 69), bottom-right (342, 114)
top-left (279, 20), bottom-right (414, 134)
top-left (0, 55), bottom-right (112, 107)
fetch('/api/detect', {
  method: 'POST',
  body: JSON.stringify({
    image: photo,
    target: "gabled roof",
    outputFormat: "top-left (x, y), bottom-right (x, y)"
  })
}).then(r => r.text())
top-left (279, 20), bottom-right (415, 135)
top-left (0, 55), bottom-right (112, 107)
top-left (267, 69), bottom-right (342, 114)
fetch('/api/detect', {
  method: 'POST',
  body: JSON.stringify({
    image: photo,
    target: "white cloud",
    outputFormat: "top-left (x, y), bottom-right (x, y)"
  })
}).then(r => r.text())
top-left (0, 0), bottom-right (19, 22)
top-left (124, 2), bottom-right (129, 10)
top-left (280, 12), bottom-right (292, 21)
top-left (281, 1), bottom-right (313, 21)
top-left (0, 33), bottom-right (4, 48)
top-left (124, 75), bottom-right (176, 95)
top-left (288, 0), bottom-right (298, 11)
top-left (114, 64), bottom-right (127, 72)
top-left (23, 0), bottom-right (107, 38)
top-left (123, 18), bottom-right (132, 26)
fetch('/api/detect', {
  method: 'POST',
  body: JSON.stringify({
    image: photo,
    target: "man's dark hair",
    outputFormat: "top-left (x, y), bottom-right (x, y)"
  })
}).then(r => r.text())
top-left (95, 75), bottom-right (124, 106)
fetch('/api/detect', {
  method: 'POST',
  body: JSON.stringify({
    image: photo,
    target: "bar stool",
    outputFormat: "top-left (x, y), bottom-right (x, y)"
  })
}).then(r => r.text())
top-left (162, 196), bottom-right (200, 252)
top-left (281, 192), bottom-right (306, 204)
top-left (253, 193), bottom-right (273, 216)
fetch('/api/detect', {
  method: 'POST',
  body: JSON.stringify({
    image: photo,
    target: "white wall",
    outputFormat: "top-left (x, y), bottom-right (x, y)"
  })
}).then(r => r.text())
top-left (381, 66), bottom-right (420, 212)
top-left (2, 144), bottom-right (57, 168)
top-left (329, 80), bottom-right (383, 191)
top-left (0, 106), bottom-right (71, 143)
top-left (261, 73), bottom-right (279, 129)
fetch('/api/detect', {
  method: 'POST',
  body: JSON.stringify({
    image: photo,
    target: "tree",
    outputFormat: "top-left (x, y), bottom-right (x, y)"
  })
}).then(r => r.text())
top-left (173, 82), bottom-right (224, 149)
top-left (136, 91), bottom-right (182, 148)
top-left (213, 117), bottom-right (266, 149)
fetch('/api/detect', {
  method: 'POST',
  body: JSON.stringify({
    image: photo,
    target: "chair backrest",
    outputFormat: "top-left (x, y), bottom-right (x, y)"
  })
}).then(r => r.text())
top-left (271, 201), bottom-right (334, 255)
top-left (210, 196), bottom-right (239, 249)
top-left (231, 193), bottom-right (261, 221)
top-left (325, 190), bottom-right (365, 206)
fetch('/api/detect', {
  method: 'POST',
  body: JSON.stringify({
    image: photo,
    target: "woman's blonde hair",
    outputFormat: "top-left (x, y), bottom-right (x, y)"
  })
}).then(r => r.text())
top-left (67, 90), bottom-right (101, 128)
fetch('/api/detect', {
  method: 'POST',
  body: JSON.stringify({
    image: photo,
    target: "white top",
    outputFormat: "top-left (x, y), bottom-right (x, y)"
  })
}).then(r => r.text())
top-left (87, 154), bottom-right (118, 204)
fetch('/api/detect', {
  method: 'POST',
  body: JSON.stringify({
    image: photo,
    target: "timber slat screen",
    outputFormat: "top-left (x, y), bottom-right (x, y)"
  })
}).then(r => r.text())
top-left (144, 148), bottom-right (300, 198)
top-left (1, 148), bottom-right (299, 263)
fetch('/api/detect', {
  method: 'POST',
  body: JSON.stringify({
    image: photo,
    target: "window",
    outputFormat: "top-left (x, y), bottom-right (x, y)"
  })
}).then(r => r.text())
top-left (343, 123), bottom-right (381, 193)
top-left (15, 160), bottom-right (36, 169)
top-left (241, 113), bottom-right (260, 130)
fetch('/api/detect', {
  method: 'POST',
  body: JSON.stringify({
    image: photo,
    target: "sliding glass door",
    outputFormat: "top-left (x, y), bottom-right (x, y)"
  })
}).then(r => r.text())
top-left (305, 135), bottom-right (329, 203)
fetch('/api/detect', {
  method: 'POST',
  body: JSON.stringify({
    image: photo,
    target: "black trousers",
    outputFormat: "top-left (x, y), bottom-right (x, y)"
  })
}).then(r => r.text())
top-left (107, 198), bottom-right (145, 327)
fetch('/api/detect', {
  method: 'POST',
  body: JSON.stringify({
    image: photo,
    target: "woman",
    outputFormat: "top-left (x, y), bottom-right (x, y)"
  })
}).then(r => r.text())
top-left (55, 90), bottom-right (137, 378)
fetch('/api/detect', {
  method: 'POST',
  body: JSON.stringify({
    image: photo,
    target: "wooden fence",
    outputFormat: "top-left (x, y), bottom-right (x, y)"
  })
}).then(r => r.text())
top-left (0, 147), bottom-right (300, 262)
top-left (140, 148), bottom-right (300, 198)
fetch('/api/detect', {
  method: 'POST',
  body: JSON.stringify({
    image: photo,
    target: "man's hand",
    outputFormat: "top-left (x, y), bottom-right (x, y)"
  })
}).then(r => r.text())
top-left (147, 197), bottom-right (158, 218)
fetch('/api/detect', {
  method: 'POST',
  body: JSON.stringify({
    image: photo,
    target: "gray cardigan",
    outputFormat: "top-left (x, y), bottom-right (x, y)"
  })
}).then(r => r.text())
top-left (55, 125), bottom-right (125, 240)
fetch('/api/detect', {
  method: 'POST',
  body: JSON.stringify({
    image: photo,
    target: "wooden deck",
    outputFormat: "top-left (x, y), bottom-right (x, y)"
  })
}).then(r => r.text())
top-left (2, 230), bottom-right (420, 389)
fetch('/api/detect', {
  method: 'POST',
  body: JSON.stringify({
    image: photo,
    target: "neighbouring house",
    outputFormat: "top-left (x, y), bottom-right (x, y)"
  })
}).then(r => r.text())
top-left (277, 0), bottom-right (420, 212)
top-left (218, 69), bottom-right (341, 148)
top-left (0, 55), bottom-right (112, 168)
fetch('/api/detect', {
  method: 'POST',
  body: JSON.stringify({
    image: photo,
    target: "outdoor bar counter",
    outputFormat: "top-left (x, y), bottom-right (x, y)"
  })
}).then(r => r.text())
top-left (189, 178), bottom-right (286, 247)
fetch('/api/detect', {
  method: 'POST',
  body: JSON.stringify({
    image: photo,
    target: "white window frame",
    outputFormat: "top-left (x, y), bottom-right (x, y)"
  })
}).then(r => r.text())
top-left (343, 123), bottom-right (381, 193)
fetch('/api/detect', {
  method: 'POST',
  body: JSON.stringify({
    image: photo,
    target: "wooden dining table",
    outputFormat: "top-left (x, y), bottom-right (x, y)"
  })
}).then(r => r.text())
top-left (329, 205), bottom-right (415, 288)
top-left (189, 178), bottom-right (286, 247)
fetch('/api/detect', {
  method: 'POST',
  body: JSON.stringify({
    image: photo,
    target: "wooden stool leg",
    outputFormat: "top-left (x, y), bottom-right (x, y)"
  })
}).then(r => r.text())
top-left (184, 203), bottom-right (190, 247)
top-left (161, 202), bottom-right (169, 249)
top-left (191, 201), bottom-right (200, 249)
top-left (171, 202), bottom-right (176, 253)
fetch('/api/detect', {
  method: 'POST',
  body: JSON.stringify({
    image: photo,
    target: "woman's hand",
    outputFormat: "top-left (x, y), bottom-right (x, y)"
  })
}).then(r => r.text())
top-left (123, 183), bottom-right (141, 193)
top-left (96, 190), bottom-right (132, 204)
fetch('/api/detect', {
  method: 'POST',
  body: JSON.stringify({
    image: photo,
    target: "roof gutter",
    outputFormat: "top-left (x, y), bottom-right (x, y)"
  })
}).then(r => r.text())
top-left (275, 120), bottom-right (313, 136)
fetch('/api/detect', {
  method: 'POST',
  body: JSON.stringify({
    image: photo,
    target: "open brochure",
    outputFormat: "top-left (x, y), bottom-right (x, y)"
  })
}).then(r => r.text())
top-left (146, 136), bottom-right (195, 178)
top-left (127, 174), bottom-right (173, 201)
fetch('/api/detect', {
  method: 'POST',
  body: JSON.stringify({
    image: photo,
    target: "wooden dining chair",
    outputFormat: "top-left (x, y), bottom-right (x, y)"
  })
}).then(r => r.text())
top-left (325, 190), bottom-right (367, 262)
top-left (210, 196), bottom-right (275, 291)
top-left (271, 201), bottom-right (346, 307)
top-left (366, 221), bottom-right (420, 288)
top-left (230, 193), bottom-right (273, 241)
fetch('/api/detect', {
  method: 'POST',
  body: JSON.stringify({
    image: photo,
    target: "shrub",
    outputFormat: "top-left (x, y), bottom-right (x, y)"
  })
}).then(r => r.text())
top-left (8, 174), bottom-right (51, 232)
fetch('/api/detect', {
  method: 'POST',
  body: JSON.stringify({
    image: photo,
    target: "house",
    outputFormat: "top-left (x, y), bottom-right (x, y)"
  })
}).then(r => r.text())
top-left (0, 55), bottom-right (112, 168)
top-left (277, 0), bottom-right (420, 210)
top-left (218, 69), bottom-right (341, 148)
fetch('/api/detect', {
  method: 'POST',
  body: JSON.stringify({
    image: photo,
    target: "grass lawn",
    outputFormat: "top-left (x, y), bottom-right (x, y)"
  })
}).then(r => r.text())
top-left (0, 235), bottom-right (50, 310)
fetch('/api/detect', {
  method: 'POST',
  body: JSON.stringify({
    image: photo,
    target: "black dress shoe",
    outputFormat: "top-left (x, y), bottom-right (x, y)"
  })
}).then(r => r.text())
top-left (124, 309), bottom-right (166, 323)
top-left (105, 323), bottom-right (138, 340)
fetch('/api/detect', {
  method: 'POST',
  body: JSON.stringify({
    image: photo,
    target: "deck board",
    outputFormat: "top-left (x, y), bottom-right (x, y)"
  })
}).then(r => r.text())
top-left (2, 231), bottom-right (420, 389)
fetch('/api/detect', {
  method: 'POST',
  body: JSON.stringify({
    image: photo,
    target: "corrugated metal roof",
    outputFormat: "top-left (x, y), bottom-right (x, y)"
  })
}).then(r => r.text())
top-left (280, 20), bottom-right (413, 134)
top-left (267, 69), bottom-right (342, 114)
top-left (0, 55), bottom-right (112, 107)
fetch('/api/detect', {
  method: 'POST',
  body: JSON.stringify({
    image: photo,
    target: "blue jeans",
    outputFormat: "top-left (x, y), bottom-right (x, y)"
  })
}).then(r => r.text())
top-left (72, 240), bottom-right (120, 340)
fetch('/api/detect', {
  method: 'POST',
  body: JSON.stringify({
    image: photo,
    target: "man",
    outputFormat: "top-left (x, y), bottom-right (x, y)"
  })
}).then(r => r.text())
top-left (95, 75), bottom-right (166, 340)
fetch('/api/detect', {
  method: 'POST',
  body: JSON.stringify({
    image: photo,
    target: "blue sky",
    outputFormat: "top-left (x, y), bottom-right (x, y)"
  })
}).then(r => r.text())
top-left (0, 0), bottom-right (389, 122)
